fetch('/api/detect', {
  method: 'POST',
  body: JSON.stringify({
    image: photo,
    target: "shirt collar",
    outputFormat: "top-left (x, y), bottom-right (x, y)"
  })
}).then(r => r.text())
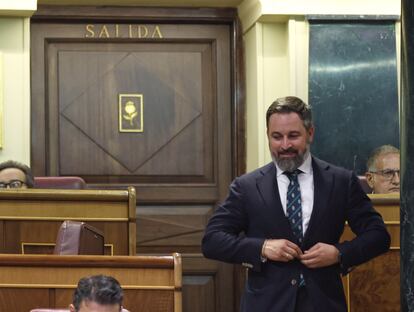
top-left (275, 151), bottom-right (312, 177)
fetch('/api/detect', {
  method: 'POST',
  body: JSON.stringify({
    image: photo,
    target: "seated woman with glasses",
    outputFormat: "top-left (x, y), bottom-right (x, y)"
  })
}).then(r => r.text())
top-left (0, 160), bottom-right (34, 189)
top-left (365, 145), bottom-right (400, 194)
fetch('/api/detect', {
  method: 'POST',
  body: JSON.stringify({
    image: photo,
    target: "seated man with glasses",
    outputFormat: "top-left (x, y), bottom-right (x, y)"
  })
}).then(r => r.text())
top-left (0, 160), bottom-right (34, 189)
top-left (365, 145), bottom-right (400, 194)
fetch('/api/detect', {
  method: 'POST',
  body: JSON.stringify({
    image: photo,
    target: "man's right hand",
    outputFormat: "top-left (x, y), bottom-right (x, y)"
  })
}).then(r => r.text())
top-left (262, 239), bottom-right (303, 262)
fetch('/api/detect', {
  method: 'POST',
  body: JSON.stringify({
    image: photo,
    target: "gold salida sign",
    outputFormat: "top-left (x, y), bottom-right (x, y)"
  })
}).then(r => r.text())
top-left (85, 24), bottom-right (163, 39)
top-left (119, 94), bottom-right (143, 133)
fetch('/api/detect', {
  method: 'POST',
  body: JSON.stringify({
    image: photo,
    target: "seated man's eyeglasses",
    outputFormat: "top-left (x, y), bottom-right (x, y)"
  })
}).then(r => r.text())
top-left (0, 179), bottom-right (26, 189)
top-left (369, 169), bottom-right (400, 180)
top-left (0, 161), bottom-right (33, 189)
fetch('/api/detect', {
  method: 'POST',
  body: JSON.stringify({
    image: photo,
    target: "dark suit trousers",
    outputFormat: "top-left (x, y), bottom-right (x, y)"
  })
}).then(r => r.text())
top-left (295, 287), bottom-right (314, 312)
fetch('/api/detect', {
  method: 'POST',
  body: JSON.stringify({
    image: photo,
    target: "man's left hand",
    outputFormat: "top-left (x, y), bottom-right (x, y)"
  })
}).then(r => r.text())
top-left (300, 243), bottom-right (339, 268)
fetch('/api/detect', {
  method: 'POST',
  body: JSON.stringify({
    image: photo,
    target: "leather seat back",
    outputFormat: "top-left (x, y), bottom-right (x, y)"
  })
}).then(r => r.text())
top-left (34, 176), bottom-right (86, 189)
top-left (53, 220), bottom-right (104, 255)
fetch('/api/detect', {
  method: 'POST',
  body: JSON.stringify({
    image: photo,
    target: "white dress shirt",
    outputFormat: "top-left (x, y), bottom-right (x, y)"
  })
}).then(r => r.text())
top-left (274, 152), bottom-right (314, 235)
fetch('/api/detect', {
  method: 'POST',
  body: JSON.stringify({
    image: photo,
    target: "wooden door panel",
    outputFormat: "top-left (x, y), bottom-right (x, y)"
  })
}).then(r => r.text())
top-left (49, 42), bottom-right (213, 181)
top-left (136, 205), bottom-right (212, 253)
top-left (33, 22), bottom-right (229, 188)
top-left (183, 276), bottom-right (216, 312)
top-left (183, 255), bottom-right (234, 312)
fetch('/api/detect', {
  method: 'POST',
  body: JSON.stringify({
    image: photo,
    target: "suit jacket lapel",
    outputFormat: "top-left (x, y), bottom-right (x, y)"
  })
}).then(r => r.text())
top-left (303, 157), bottom-right (334, 244)
top-left (256, 163), bottom-right (294, 237)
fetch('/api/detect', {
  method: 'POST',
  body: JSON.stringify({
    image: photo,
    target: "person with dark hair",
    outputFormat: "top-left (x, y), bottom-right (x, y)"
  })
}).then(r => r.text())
top-left (0, 160), bottom-right (34, 189)
top-left (69, 275), bottom-right (124, 312)
top-left (202, 96), bottom-right (390, 312)
top-left (365, 145), bottom-right (400, 194)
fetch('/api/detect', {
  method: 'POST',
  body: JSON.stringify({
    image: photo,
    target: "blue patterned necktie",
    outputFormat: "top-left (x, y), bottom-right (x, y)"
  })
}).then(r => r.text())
top-left (285, 169), bottom-right (305, 287)
top-left (285, 169), bottom-right (303, 243)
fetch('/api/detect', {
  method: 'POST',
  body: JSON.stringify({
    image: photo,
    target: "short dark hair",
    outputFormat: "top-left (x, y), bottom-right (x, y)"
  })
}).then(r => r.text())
top-left (266, 96), bottom-right (313, 130)
top-left (367, 145), bottom-right (400, 172)
top-left (72, 275), bottom-right (123, 311)
top-left (0, 160), bottom-right (34, 188)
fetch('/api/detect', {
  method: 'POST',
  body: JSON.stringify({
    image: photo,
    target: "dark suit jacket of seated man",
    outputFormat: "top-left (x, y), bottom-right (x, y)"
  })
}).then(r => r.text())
top-left (202, 96), bottom-right (390, 312)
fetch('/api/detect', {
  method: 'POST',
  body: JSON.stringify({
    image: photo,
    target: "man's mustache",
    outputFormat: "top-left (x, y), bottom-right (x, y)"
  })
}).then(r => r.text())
top-left (279, 148), bottom-right (298, 155)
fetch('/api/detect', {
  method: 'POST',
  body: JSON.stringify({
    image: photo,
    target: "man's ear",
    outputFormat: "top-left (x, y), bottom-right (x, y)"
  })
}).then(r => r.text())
top-left (69, 304), bottom-right (76, 312)
top-left (307, 126), bottom-right (315, 143)
top-left (365, 172), bottom-right (375, 189)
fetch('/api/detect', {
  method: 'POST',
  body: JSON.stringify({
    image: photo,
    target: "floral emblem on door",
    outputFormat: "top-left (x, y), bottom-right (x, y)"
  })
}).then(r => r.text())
top-left (119, 94), bottom-right (143, 132)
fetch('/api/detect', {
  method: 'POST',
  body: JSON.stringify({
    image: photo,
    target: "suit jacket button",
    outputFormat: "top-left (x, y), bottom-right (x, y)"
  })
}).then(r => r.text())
top-left (242, 262), bottom-right (252, 268)
top-left (291, 279), bottom-right (297, 286)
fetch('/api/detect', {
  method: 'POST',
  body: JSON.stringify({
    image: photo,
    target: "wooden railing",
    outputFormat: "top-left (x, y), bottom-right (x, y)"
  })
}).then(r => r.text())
top-left (0, 187), bottom-right (136, 255)
top-left (0, 253), bottom-right (182, 312)
top-left (341, 193), bottom-right (399, 312)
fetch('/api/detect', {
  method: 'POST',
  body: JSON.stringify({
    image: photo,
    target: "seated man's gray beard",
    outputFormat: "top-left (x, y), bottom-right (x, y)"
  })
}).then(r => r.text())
top-left (272, 148), bottom-right (309, 172)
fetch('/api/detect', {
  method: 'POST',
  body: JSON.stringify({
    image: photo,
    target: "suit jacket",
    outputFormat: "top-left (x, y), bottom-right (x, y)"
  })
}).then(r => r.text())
top-left (202, 157), bottom-right (390, 312)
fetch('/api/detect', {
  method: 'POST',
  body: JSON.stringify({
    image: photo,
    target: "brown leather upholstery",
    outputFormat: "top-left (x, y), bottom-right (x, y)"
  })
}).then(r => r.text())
top-left (54, 220), bottom-right (104, 255)
top-left (34, 176), bottom-right (86, 189)
top-left (30, 310), bottom-right (70, 312)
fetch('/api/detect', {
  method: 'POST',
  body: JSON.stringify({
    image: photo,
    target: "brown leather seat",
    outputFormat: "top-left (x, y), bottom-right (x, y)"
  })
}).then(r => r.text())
top-left (54, 220), bottom-right (104, 255)
top-left (30, 310), bottom-right (70, 312)
top-left (34, 176), bottom-right (86, 189)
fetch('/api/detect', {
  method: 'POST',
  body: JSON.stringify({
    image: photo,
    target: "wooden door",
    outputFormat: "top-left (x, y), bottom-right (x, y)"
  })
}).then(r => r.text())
top-left (31, 6), bottom-right (245, 312)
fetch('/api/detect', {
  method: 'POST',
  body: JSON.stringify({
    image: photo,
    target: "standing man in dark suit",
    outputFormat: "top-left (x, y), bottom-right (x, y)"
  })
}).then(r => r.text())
top-left (202, 96), bottom-right (390, 312)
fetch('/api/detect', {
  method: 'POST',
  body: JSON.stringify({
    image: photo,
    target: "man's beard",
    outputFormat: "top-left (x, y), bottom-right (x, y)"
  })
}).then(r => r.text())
top-left (272, 146), bottom-right (309, 172)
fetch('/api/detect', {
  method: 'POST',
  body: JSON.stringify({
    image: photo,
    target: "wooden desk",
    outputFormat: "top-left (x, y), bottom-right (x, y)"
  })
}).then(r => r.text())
top-left (0, 187), bottom-right (136, 255)
top-left (341, 193), bottom-right (399, 312)
top-left (0, 253), bottom-right (182, 312)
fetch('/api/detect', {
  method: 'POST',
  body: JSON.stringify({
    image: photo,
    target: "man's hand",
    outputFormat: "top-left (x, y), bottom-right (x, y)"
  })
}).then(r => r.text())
top-left (300, 243), bottom-right (339, 268)
top-left (262, 239), bottom-right (303, 262)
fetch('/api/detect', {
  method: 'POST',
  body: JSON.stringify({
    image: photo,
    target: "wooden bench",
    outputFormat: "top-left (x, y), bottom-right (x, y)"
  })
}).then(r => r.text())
top-left (0, 253), bottom-right (182, 312)
top-left (0, 187), bottom-right (136, 255)
top-left (341, 193), bottom-right (399, 312)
